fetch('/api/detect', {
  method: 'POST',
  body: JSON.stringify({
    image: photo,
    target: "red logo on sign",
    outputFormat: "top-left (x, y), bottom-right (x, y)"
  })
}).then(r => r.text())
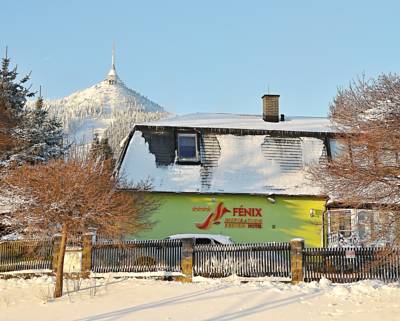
top-left (195, 202), bottom-right (230, 230)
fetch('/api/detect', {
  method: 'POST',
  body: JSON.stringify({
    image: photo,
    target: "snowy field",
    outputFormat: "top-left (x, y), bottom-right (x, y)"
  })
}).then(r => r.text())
top-left (1, 276), bottom-right (400, 321)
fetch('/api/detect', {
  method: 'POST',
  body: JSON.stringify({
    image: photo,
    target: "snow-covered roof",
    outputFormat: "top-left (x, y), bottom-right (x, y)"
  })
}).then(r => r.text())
top-left (118, 113), bottom-right (332, 196)
top-left (139, 113), bottom-right (333, 133)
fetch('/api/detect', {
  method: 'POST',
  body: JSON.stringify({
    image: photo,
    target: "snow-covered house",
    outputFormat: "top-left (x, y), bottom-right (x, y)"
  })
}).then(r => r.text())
top-left (116, 95), bottom-right (337, 246)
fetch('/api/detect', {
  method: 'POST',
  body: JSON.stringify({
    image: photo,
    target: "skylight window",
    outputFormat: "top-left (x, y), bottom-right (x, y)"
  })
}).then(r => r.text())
top-left (177, 133), bottom-right (199, 163)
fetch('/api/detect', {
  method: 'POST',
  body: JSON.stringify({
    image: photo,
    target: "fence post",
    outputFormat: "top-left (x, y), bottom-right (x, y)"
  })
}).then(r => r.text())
top-left (81, 233), bottom-right (94, 278)
top-left (179, 239), bottom-right (194, 282)
top-left (52, 234), bottom-right (62, 273)
top-left (290, 238), bottom-right (304, 283)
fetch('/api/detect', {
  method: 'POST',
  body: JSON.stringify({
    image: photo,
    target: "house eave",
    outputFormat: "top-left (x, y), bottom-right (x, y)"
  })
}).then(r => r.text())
top-left (135, 124), bottom-right (337, 139)
top-left (117, 188), bottom-right (328, 199)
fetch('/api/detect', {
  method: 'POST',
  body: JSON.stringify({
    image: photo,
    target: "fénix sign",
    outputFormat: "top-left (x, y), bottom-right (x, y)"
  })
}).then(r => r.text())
top-left (133, 193), bottom-right (326, 246)
top-left (195, 202), bottom-right (263, 229)
top-left (233, 207), bottom-right (262, 217)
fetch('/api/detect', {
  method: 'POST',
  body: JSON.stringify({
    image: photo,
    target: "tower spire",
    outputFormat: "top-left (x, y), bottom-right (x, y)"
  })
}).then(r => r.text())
top-left (106, 42), bottom-right (119, 84)
top-left (112, 42), bottom-right (115, 70)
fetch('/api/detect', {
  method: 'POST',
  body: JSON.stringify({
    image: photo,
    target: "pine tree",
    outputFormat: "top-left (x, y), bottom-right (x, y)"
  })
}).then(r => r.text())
top-left (11, 91), bottom-right (67, 164)
top-left (0, 49), bottom-right (67, 165)
top-left (90, 133), bottom-right (102, 160)
top-left (90, 133), bottom-right (115, 168)
top-left (0, 48), bottom-right (34, 116)
top-left (0, 48), bottom-right (34, 163)
top-left (100, 137), bottom-right (113, 160)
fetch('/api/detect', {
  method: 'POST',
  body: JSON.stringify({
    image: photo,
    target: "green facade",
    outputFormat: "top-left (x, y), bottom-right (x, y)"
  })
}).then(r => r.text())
top-left (133, 193), bottom-right (326, 247)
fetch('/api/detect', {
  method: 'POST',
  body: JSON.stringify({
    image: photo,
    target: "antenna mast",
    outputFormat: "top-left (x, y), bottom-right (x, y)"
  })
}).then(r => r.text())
top-left (112, 42), bottom-right (115, 70)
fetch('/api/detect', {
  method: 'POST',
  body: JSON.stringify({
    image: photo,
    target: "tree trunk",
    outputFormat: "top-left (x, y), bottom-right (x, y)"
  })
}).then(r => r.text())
top-left (54, 225), bottom-right (68, 298)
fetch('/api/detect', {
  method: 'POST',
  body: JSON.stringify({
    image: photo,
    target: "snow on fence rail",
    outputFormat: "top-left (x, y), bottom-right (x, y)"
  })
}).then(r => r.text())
top-left (193, 243), bottom-right (291, 278)
top-left (0, 239), bottom-right (53, 273)
top-left (303, 247), bottom-right (400, 282)
top-left (91, 240), bottom-right (182, 273)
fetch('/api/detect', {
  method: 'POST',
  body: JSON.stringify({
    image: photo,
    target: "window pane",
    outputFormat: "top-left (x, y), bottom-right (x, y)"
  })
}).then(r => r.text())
top-left (178, 135), bottom-right (197, 159)
top-left (329, 138), bottom-right (346, 160)
top-left (195, 238), bottom-right (212, 245)
top-left (328, 209), bottom-right (351, 236)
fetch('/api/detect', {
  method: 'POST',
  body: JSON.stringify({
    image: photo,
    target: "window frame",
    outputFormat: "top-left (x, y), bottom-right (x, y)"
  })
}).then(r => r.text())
top-left (176, 132), bottom-right (200, 164)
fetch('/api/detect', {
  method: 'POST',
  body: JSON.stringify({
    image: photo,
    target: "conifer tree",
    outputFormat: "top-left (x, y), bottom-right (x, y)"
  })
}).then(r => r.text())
top-left (0, 48), bottom-right (34, 115)
top-left (0, 49), bottom-right (67, 165)
top-left (0, 48), bottom-right (34, 162)
top-left (11, 90), bottom-right (67, 164)
top-left (90, 133), bottom-right (115, 168)
top-left (89, 133), bottom-right (101, 160)
top-left (100, 137), bottom-right (113, 160)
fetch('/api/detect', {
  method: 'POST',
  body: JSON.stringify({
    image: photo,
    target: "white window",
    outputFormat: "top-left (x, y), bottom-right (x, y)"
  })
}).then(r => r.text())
top-left (177, 133), bottom-right (199, 163)
top-left (328, 209), bottom-right (352, 236)
top-left (329, 138), bottom-right (346, 160)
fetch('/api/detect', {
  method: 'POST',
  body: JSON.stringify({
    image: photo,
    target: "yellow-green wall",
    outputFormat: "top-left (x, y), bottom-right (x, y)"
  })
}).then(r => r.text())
top-left (134, 193), bottom-right (326, 247)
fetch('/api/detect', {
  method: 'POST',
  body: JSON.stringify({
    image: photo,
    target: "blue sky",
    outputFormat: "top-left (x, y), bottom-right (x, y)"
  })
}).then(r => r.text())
top-left (2, 0), bottom-right (400, 116)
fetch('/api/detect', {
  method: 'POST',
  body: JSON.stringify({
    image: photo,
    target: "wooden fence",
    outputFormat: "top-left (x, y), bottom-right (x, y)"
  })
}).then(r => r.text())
top-left (91, 240), bottom-right (182, 273)
top-left (0, 239), bottom-right (53, 272)
top-left (303, 247), bottom-right (400, 282)
top-left (193, 243), bottom-right (291, 278)
top-left (1, 237), bottom-right (400, 284)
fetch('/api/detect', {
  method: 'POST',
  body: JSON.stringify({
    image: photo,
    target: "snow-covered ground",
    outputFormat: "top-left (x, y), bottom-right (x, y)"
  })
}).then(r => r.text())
top-left (1, 275), bottom-right (400, 321)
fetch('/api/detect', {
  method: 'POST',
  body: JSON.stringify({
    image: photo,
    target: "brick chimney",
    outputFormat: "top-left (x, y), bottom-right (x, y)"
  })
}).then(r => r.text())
top-left (262, 94), bottom-right (280, 122)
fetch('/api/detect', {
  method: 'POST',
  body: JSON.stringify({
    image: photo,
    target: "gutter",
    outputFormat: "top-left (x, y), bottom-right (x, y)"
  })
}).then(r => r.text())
top-left (117, 189), bottom-right (329, 199)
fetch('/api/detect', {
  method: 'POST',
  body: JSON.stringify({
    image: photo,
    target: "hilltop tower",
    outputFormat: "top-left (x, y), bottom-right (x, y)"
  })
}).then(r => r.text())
top-left (107, 43), bottom-right (120, 85)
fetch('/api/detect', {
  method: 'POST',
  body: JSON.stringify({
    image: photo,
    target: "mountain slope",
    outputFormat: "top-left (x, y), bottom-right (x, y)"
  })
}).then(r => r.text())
top-left (32, 54), bottom-right (169, 153)
top-left (49, 76), bottom-right (164, 114)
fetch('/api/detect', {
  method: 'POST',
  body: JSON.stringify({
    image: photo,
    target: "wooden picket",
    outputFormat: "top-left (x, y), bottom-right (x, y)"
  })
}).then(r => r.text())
top-left (0, 239), bottom-right (53, 272)
top-left (303, 247), bottom-right (400, 282)
top-left (193, 243), bottom-right (291, 278)
top-left (91, 239), bottom-right (182, 273)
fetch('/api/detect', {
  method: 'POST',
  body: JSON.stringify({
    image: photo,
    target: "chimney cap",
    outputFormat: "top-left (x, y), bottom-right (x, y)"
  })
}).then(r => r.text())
top-left (262, 94), bottom-right (280, 98)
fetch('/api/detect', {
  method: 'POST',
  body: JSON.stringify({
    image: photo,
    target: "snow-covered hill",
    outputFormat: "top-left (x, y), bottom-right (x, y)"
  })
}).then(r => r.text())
top-left (44, 75), bottom-right (167, 145)
top-left (29, 50), bottom-right (169, 154)
top-left (49, 74), bottom-right (164, 115)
